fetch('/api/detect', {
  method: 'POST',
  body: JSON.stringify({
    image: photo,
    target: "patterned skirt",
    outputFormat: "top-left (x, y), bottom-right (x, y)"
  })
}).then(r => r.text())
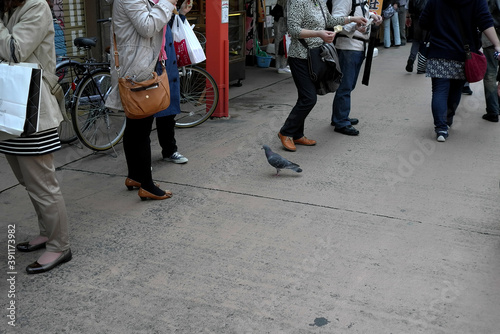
top-left (425, 58), bottom-right (466, 80)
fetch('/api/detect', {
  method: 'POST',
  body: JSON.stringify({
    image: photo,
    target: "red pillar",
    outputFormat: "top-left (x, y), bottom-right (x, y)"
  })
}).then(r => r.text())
top-left (206, 1), bottom-right (229, 118)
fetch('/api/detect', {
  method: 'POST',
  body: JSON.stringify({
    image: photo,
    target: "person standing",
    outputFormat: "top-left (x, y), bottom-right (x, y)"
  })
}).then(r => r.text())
top-left (419, 0), bottom-right (500, 142)
top-left (397, 0), bottom-right (408, 45)
top-left (330, 0), bottom-right (383, 136)
top-left (272, 0), bottom-right (290, 74)
top-left (481, 0), bottom-right (500, 122)
top-left (155, 0), bottom-right (191, 164)
top-left (278, 0), bottom-right (366, 151)
top-left (106, 0), bottom-right (177, 199)
top-left (383, 0), bottom-right (401, 48)
top-left (0, 0), bottom-right (72, 274)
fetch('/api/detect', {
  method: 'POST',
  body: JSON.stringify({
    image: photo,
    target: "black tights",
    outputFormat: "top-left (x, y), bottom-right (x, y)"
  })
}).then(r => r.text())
top-left (123, 116), bottom-right (162, 195)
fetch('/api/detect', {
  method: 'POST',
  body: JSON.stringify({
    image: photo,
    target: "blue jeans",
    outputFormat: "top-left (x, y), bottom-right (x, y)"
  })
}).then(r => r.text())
top-left (331, 49), bottom-right (365, 128)
top-left (384, 13), bottom-right (401, 48)
top-left (280, 57), bottom-right (317, 139)
top-left (483, 46), bottom-right (500, 116)
top-left (431, 78), bottom-right (465, 132)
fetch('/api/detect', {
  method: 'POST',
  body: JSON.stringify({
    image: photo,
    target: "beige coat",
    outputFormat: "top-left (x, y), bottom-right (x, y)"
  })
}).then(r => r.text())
top-left (0, 0), bottom-right (62, 140)
top-left (105, 0), bottom-right (175, 111)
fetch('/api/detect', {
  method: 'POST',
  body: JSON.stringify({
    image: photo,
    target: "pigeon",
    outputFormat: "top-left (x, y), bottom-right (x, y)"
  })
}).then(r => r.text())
top-left (262, 145), bottom-right (302, 176)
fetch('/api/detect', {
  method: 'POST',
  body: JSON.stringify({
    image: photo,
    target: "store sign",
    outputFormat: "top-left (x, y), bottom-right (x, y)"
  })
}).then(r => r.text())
top-left (222, 0), bottom-right (229, 23)
top-left (369, 0), bottom-right (382, 15)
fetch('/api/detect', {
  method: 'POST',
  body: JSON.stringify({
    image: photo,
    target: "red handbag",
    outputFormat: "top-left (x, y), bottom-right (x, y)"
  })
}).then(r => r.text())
top-left (464, 50), bottom-right (487, 83)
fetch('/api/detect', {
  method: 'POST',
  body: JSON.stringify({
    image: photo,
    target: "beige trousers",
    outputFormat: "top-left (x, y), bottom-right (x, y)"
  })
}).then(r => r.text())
top-left (6, 154), bottom-right (70, 252)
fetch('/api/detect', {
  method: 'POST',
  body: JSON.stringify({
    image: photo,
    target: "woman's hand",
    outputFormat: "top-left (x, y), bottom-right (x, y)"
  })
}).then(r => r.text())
top-left (179, 0), bottom-right (192, 15)
top-left (350, 16), bottom-right (368, 26)
top-left (318, 30), bottom-right (337, 44)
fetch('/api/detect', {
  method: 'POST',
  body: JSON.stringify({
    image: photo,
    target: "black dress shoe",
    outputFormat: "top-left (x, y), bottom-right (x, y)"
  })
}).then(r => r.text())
top-left (16, 241), bottom-right (46, 252)
top-left (482, 113), bottom-right (499, 122)
top-left (26, 249), bottom-right (72, 274)
top-left (348, 118), bottom-right (359, 125)
top-left (334, 125), bottom-right (359, 136)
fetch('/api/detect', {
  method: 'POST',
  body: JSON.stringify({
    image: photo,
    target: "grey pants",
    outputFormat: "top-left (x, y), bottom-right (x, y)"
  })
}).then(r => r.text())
top-left (6, 153), bottom-right (70, 252)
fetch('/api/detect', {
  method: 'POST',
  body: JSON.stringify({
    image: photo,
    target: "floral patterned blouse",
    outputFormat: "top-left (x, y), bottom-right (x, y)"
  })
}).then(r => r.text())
top-left (287, 0), bottom-right (346, 59)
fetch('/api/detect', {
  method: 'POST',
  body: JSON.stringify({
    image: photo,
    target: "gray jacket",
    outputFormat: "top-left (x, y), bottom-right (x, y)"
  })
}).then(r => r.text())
top-left (0, 0), bottom-right (62, 140)
top-left (105, 0), bottom-right (175, 111)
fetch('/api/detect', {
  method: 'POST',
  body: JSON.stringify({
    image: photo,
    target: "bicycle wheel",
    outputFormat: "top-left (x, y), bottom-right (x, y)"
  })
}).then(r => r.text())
top-left (175, 66), bottom-right (219, 128)
top-left (55, 61), bottom-right (85, 143)
top-left (71, 69), bottom-right (125, 151)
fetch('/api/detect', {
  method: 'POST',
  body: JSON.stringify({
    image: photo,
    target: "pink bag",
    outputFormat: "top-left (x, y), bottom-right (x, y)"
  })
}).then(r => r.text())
top-left (174, 39), bottom-right (191, 67)
top-left (464, 50), bottom-right (487, 83)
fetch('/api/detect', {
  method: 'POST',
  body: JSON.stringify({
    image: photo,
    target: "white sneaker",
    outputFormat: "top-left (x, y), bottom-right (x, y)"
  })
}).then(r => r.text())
top-left (164, 152), bottom-right (188, 164)
top-left (277, 67), bottom-right (291, 74)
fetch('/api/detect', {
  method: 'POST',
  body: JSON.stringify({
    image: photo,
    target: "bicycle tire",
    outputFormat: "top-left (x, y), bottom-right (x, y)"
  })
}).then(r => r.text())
top-left (71, 69), bottom-right (125, 151)
top-left (55, 60), bottom-right (85, 143)
top-left (175, 66), bottom-right (219, 128)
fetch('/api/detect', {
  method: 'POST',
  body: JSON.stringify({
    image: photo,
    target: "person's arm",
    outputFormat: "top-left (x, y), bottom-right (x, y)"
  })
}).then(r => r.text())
top-left (483, 27), bottom-right (500, 56)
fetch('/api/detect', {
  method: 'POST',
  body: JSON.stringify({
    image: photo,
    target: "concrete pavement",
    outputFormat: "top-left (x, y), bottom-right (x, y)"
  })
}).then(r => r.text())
top-left (1, 44), bottom-right (500, 333)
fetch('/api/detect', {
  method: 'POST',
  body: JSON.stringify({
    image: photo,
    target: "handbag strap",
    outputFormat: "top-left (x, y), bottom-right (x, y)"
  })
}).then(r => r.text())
top-left (299, 0), bottom-right (328, 49)
top-left (451, 7), bottom-right (472, 56)
top-left (111, 24), bottom-right (165, 75)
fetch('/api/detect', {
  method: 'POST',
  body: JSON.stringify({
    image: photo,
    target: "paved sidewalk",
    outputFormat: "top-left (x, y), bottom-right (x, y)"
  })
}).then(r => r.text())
top-left (1, 44), bottom-right (500, 334)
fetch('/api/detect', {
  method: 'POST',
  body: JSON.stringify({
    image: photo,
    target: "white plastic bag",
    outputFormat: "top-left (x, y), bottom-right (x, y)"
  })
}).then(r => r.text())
top-left (0, 62), bottom-right (41, 136)
top-left (172, 15), bottom-right (206, 67)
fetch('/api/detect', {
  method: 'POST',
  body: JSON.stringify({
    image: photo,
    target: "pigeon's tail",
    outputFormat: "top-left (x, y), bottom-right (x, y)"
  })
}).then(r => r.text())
top-left (288, 164), bottom-right (302, 173)
top-left (293, 167), bottom-right (302, 173)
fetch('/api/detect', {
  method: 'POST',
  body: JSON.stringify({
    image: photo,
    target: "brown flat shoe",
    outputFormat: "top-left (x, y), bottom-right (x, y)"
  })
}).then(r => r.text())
top-left (278, 133), bottom-right (296, 151)
top-left (125, 178), bottom-right (141, 190)
top-left (138, 188), bottom-right (173, 201)
top-left (293, 136), bottom-right (316, 146)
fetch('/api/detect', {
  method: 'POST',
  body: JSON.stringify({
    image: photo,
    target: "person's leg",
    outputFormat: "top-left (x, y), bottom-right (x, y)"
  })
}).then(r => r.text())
top-left (483, 46), bottom-right (500, 121)
top-left (431, 77), bottom-right (451, 135)
top-left (156, 115), bottom-right (178, 158)
top-left (123, 116), bottom-right (166, 195)
top-left (398, 7), bottom-right (407, 45)
top-left (392, 13), bottom-right (401, 46)
top-left (280, 57), bottom-right (317, 140)
top-left (447, 79), bottom-right (466, 127)
top-left (332, 49), bottom-right (364, 130)
top-left (6, 154), bottom-right (70, 255)
top-left (383, 18), bottom-right (391, 48)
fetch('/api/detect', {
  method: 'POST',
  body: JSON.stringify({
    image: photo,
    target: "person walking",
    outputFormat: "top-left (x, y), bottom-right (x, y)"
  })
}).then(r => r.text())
top-left (329, 0), bottom-right (383, 136)
top-left (0, 0), bottom-right (72, 274)
top-left (106, 0), bottom-right (177, 199)
top-left (272, 0), bottom-right (291, 74)
top-left (419, 0), bottom-right (500, 142)
top-left (155, 0), bottom-right (191, 164)
top-left (278, 0), bottom-right (367, 151)
top-left (481, 0), bottom-right (500, 122)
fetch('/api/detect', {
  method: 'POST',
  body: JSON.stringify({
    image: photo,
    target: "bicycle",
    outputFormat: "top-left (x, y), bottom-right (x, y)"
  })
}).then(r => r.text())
top-left (175, 64), bottom-right (219, 128)
top-left (55, 19), bottom-right (126, 151)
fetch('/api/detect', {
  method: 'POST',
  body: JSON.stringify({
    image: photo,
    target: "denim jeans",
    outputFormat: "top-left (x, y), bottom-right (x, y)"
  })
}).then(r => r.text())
top-left (280, 57), bottom-right (317, 139)
top-left (384, 13), bottom-right (401, 48)
top-left (331, 49), bottom-right (365, 128)
top-left (483, 46), bottom-right (500, 116)
top-left (431, 77), bottom-right (465, 132)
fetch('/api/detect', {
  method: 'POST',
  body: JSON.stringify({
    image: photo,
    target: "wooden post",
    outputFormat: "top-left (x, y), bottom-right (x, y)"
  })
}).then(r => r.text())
top-left (206, 0), bottom-right (229, 118)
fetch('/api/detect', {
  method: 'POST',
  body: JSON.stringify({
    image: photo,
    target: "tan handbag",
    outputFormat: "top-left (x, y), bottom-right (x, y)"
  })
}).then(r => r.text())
top-left (113, 33), bottom-right (170, 119)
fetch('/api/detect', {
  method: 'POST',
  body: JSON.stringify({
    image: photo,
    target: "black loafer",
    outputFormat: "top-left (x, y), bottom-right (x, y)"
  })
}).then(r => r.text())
top-left (334, 125), bottom-right (359, 136)
top-left (16, 241), bottom-right (46, 252)
top-left (26, 249), bottom-right (72, 274)
top-left (348, 118), bottom-right (359, 125)
top-left (482, 113), bottom-right (499, 122)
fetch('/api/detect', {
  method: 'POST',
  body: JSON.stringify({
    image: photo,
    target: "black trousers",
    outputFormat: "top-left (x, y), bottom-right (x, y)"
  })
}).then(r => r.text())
top-left (123, 116), bottom-right (154, 189)
top-left (155, 115), bottom-right (177, 158)
top-left (280, 57), bottom-right (317, 139)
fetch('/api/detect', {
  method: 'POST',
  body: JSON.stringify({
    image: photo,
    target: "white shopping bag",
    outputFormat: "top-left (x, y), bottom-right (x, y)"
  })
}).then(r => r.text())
top-left (172, 15), bottom-right (206, 67)
top-left (0, 62), bottom-right (41, 137)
